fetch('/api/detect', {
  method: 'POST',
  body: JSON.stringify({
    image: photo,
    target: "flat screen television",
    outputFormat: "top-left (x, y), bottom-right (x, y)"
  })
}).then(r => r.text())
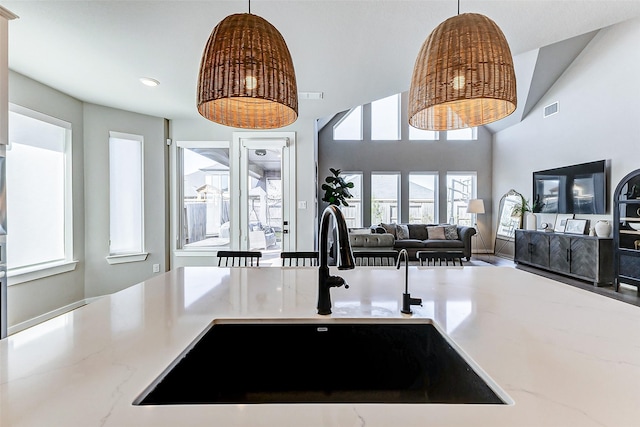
top-left (532, 160), bottom-right (608, 214)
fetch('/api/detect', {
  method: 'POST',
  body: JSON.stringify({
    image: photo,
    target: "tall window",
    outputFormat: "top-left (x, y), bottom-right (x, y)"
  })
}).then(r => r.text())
top-left (371, 94), bottom-right (400, 140)
top-left (178, 141), bottom-right (230, 249)
top-left (371, 173), bottom-right (400, 225)
top-left (109, 132), bottom-right (144, 255)
top-left (446, 173), bottom-right (477, 225)
top-left (409, 126), bottom-right (438, 141)
top-left (7, 105), bottom-right (72, 271)
top-left (341, 172), bottom-right (362, 228)
top-left (409, 173), bottom-right (438, 224)
top-left (333, 106), bottom-right (362, 140)
top-left (446, 127), bottom-right (477, 140)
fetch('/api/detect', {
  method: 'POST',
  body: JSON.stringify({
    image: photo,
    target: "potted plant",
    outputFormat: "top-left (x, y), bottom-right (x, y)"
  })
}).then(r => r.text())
top-left (510, 196), bottom-right (531, 218)
top-left (321, 168), bottom-right (354, 206)
top-left (511, 196), bottom-right (539, 230)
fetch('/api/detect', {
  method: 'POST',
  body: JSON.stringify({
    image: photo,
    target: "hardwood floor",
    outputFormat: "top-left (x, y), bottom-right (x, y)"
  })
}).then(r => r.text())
top-left (476, 253), bottom-right (640, 307)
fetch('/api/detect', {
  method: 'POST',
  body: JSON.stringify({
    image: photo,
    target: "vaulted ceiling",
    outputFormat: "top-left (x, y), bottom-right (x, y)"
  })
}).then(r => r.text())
top-left (4, 1), bottom-right (640, 129)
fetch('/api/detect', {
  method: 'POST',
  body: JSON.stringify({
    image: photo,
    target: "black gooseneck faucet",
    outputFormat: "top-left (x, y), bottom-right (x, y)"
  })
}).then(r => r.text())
top-left (396, 249), bottom-right (422, 314)
top-left (317, 205), bottom-right (355, 315)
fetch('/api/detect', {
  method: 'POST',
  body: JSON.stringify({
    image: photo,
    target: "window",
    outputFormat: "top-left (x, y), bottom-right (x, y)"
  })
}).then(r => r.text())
top-left (446, 173), bottom-right (477, 225)
top-left (109, 132), bottom-right (144, 257)
top-left (178, 141), bottom-right (230, 250)
top-left (333, 106), bottom-right (362, 140)
top-left (371, 173), bottom-right (400, 225)
top-left (341, 172), bottom-right (362, 228)
top-left (409, 126), bottom-right (438, 141)
top-left (446, 127), bottom-right (477, 140)
top-left (409, 173), bottom-right (438, 223)
top-left (7, 105), bottom-right (73, 277)
top-left (371, 94), bottom-right (400, 140)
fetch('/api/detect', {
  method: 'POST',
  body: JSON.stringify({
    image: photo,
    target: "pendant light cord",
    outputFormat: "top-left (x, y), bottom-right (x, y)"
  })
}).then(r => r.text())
top-left (457, 0), bottom-right (460, 15)
top-left (248, 0), bottom-right (251, 14)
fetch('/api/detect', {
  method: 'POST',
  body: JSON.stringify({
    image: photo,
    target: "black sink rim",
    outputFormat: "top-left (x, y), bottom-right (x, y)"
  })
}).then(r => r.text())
top-left (133, 318), bottom-right (513, 406)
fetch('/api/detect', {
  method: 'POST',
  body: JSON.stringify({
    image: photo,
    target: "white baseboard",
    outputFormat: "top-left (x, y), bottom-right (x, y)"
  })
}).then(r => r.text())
top-left (8, 297), bottom-right (103, 336)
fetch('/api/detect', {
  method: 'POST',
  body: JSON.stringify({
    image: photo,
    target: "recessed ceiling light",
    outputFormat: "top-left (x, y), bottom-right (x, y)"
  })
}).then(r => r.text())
top-left (139, 77), bottom-right (160, 87)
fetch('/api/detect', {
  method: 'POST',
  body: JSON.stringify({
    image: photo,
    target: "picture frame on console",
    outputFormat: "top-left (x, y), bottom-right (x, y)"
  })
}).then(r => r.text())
top-left (554, 214), bottom-right (574, 232)
top-left (564, 219), bottom-right (587, 235)
top-left (536, 213), bottom-right (557, 231)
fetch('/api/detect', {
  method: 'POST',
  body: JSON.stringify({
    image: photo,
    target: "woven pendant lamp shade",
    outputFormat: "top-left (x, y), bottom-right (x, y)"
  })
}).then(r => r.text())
top-left (408, 13), bottom-right (516, 131)
top-left (197, 13), bottom-right (298, 129)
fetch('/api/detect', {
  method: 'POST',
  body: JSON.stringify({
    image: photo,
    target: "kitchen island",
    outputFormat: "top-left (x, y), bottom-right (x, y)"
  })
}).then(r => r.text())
top-left (1, 266), bottom-right (640, 426)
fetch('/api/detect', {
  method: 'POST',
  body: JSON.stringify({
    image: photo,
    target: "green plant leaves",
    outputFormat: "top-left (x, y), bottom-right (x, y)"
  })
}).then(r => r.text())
top-left (321, 168), bottom-right (353, 206)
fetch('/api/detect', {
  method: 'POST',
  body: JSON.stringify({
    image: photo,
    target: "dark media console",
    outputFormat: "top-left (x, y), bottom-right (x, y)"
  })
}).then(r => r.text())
top-left (515, 229), bottom-right (614, 286)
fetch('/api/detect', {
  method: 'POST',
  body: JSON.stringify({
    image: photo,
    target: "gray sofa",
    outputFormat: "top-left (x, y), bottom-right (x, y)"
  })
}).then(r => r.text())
top-left (349, 223), bottom-right (476, 261)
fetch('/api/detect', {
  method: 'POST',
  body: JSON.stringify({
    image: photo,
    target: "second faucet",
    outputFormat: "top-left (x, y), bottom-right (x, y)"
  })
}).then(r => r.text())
top-left (396, 249), bottom-right (422, 315)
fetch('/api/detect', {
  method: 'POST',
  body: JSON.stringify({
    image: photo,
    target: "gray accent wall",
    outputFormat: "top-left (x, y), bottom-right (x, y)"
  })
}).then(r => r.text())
top-left (318, 92), bottom-right (493, 244)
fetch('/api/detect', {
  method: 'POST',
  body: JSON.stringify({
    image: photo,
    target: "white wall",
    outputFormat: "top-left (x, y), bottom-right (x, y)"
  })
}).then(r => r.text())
top-left (83, 103), bottom-right (168, 298)
top-left (493, 17), bottom-right (640, 230)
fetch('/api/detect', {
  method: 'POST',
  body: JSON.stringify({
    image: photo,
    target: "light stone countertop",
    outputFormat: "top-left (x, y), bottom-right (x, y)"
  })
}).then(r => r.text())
top-left (1, 265), bottom-right (640, 426)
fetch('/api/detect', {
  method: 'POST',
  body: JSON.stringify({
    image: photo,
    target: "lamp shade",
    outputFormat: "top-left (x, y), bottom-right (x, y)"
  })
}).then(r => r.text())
top-left (197, 13), bottom-right (298, 129)
top-left (466, 199), bottom-right (485, 214)
top-left (408, 13), bottom-right (516, 131)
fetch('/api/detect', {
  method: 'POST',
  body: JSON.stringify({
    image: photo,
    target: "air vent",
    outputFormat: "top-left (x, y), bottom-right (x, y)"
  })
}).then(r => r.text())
top-left (543, 102), bottom-right (559, 118)
top-left (299, 92), bottom-right (324, 100)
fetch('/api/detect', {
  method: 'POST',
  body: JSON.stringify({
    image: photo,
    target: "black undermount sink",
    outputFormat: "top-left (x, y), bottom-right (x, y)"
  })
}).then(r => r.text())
top-left (134, 319), bottom-right (507, 405)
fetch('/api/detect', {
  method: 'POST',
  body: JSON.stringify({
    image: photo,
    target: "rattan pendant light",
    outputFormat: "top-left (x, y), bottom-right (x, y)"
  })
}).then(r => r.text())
top-left (197, 6), bottom-right (298, 129)
top-left (408, 3), bottom-right (516, 131)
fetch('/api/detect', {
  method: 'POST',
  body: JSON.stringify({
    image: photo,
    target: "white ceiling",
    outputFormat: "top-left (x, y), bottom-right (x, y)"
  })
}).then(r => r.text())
top-left (4, 1), bottom-right (640, 125)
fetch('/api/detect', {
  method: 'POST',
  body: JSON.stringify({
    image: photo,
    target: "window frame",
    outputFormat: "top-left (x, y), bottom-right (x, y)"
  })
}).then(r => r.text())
top-left (371, 172), bottom-right (401, 225)
top-left (6, 104), bottom-right (77, 285)
top-left (106, 131), bottom-right (147, 264)
top-left (446, 127), bottom-right (478, 141)
top-left (332, 106), bottom-right (363, 141)
top-left (446, 172), bottom-right (478, 226)
top-left (408, 172), bottom-right (439, 224)
top-left (174, 140), bottom-right (231, 255)
top-left (371, 94), bottom-right (400, 141)
top-left (340, 171), bottom-right (363, 228)
top-left (408, 125), bottom-right (439, 141)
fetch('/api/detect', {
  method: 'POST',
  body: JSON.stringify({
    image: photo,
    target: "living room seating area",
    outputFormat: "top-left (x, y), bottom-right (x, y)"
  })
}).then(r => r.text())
top-left (349, 223), bottom-right (476, 261)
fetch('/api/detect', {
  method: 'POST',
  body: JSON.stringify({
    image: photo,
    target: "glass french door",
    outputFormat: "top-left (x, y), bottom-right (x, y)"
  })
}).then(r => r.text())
top-left (232, 133), bottom-right (295, 265)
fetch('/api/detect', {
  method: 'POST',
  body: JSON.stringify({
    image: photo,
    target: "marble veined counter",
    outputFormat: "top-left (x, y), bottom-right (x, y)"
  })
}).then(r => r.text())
top-left (1, 266), bottom-right (640, 426)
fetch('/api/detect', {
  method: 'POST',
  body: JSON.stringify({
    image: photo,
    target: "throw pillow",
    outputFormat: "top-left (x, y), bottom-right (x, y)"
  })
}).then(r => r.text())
top-left (396, 224), bottom-right (410, 240)
top-left (444, 225), bottom-right (458, 240)
top-left (407, 224), bottom-right (429, 240)
top-left (380, 223), bottom-right (397, 238)
top-left (427, 226), bottom-right (446, 240)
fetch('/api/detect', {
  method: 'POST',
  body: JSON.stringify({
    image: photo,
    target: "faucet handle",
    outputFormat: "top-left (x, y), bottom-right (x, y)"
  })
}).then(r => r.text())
top-left (326, 275), bottom-right (349, 289)
top-left (401, 293), bottom-right (422, 315)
